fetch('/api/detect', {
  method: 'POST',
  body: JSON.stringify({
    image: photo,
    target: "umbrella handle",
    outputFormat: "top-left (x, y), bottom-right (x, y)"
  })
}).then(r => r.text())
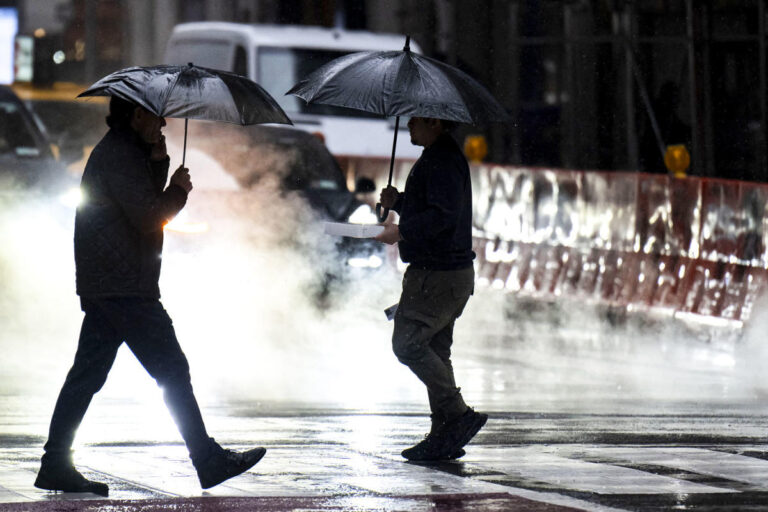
top-left (376, 203), bottom-right (390, 223)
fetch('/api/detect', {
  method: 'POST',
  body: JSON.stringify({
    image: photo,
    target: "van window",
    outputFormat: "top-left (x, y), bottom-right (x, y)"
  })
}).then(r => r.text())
top-left (233, 45), bottom-right (247, 76)
top-left (168, 40), bottom-right (231, 71)
top-left (258, 46), bottom-right (377, 119)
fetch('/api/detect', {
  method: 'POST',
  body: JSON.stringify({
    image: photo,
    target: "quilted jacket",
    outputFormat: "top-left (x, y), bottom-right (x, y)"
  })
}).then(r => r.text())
top-left (74, 126), bottom-right (187, 298)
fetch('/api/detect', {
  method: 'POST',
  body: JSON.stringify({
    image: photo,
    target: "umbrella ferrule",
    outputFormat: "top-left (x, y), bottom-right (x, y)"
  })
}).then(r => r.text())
top-left (404, 35), bottom-right (411, 52)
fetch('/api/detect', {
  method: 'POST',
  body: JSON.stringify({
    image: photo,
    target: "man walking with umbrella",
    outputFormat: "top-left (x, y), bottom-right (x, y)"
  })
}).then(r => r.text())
top-left (34, 96), bottom-right (266, 496)
top-left (375, 116), bottom-right (487, 461)
top-left (289, 35), bottom-right (508, 461)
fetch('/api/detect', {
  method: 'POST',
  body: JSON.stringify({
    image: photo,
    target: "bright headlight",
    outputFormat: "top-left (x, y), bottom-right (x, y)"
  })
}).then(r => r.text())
top-left (347, 204), bottom-right (378, 225)
top-left (348, 254), bottom-right (383, 268)
top-left (59, 187), bottom-right (83, 208)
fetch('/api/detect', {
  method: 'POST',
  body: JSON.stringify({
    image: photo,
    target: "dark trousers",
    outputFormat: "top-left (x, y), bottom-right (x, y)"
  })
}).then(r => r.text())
top-left (43, 297), bottom-right (213, 463)
top-left (392, 266), bottom-right (474, 424)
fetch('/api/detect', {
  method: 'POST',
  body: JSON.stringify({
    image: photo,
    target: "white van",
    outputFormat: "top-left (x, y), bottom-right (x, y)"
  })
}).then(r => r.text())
top-left (164, 22), bottom-right (422, 160)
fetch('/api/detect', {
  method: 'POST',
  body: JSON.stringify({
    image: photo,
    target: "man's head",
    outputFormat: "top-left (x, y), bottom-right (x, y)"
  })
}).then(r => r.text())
top-left (106, 96), bottom-right (166, 144)
top-left (407, 117), bottom-right (456, 147)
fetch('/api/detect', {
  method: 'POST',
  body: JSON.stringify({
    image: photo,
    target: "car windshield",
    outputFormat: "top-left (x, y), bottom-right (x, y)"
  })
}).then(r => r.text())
top-left (258, 46), bottom-right (379, 119)
top-left (0, 101), bottom-right (40, 155)
top-left (28, 100), bottom-right (107, 148)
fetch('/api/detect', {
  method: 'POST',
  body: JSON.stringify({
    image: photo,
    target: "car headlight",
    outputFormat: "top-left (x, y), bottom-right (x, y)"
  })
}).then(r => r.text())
top-left (348, 254), bottom-right (383, 269)
top-left (59, 187), bottom-right (83, 208)
top-left (347, 204), bottom-right (379, 225)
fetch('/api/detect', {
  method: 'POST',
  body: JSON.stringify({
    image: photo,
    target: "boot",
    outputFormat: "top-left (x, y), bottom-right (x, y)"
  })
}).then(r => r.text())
top-left (194, 443), bottom-right (266, 489)
top-left (34, 453), bottom-right (109, 497)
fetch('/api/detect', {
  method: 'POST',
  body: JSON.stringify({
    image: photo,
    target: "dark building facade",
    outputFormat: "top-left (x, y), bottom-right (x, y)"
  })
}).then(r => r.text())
top-left (12, 0), bottom-right (768, 181)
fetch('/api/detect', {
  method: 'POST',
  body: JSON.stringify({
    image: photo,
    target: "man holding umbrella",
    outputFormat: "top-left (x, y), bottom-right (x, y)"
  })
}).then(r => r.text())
top-left (288, 36), bottom-right (508, 461)
top-left (374, 116), bottom-right (487, 461)
top-left (33, 96), bottom-right (266, 496)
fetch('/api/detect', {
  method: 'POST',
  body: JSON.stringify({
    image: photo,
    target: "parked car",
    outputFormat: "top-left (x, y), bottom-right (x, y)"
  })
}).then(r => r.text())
top-left (0, 85), bottom-right (78, 202)
top-left (163, 120), bottom-right (385, 307)
top-left (11, 81), bottom-right (108, 175)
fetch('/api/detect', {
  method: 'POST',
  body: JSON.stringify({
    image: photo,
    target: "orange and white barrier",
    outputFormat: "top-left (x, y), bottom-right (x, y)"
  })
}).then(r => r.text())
top-left (346, 156), bottom-right (768, 328)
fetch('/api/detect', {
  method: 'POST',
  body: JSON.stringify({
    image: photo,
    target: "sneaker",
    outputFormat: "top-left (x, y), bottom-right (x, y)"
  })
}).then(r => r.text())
top-left (401, 435), bottom-right (466, 461)
top-left (34, 457), bottom-right (109, 497)
top-left (195, 445), bottom-right (266, 489)
top-left (439, 409), bottom-right (488, 456)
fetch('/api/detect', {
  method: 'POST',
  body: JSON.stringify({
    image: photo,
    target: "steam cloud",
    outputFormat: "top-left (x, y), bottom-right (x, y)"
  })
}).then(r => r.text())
top-left (1, 130), bottom-right (766, 427)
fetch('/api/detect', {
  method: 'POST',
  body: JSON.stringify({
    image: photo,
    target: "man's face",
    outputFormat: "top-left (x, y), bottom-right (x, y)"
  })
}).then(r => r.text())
top-left (408, 117), bottom-right (440, 147)
top-left (131, 107), bottom-right (166, 144)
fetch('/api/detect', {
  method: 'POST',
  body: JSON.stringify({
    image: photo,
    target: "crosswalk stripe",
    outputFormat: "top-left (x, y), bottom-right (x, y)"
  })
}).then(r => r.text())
top-left (463, 446), bottom-right (735, 495)
top-left (560, 446), bottom-right (768, 487)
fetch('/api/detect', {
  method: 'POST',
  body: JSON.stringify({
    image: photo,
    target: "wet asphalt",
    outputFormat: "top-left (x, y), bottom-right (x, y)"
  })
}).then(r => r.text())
top-left (3, 299), bottom-right (768, 511)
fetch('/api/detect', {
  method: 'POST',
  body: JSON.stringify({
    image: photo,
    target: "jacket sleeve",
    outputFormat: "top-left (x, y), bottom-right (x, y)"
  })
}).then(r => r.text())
top-left (106, 152), bottom-right (188, 234)
top-left (399, 155), bottom-right (465, 245)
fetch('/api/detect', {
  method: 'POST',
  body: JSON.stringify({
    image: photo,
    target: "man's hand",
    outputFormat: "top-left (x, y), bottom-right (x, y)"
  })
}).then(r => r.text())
top-left (374, 222), bottom-right (401, 245)
top-left (379, 185), bottom-right (400, 208)
top-left (150, 135), bottom-right (168, 161)
top-left (170, 165), bottom-right (193, 193)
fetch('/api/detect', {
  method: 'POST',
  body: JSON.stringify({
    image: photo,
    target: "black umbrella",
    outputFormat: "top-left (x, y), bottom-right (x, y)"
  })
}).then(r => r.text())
top-left (287, 36), bottom-right (510, 221)
top-left (78, 63), bottom-right (292, 166)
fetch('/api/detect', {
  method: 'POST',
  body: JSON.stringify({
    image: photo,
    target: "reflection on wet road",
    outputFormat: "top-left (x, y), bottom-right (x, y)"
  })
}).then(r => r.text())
top-left (4, 197), bottom-right (768, 510)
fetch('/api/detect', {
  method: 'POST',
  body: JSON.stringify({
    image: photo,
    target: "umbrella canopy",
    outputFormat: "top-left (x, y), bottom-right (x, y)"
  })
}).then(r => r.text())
top-left (80, 64), bottom-right (292, 125)
top-left (288, 37), bottom-right (509, 221)
top-left (287, 43), bottom-right (510, 125)
top-left (78, 63), bottom-right (292, 164)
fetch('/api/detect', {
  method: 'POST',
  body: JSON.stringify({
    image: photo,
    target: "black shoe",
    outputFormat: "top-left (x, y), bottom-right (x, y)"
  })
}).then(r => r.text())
top-left (34, 459), bottom-right (109, 497)
top-left (195, 445), bottom-right (266, 489)
top-left (439, 409), bottom-right (488, 456)
top-left (401, 433), bottom-right (445, 461)
top-left (402, 436), bottom-right (465, 461)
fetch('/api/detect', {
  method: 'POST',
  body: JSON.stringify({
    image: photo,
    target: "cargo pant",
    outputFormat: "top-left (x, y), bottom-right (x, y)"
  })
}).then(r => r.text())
top-left (392, 265), bottom-right (474, 426)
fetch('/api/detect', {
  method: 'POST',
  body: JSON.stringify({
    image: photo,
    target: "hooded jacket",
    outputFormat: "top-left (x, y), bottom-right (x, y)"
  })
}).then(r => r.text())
top-left (74, 125), bottom-right (187, 298)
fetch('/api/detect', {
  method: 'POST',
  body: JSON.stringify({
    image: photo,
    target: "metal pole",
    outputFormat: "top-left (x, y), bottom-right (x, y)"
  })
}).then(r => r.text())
top-left (84, 0), bottom-right (97, 83)
top-left (686, 0), bottom-right (700, 176)
top-left (759, 0), bottom-right (767, 180)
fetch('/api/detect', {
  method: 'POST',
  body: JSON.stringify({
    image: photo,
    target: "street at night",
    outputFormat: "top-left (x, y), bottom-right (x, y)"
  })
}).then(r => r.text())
top-left (5, 1), bottom-right (768, 511)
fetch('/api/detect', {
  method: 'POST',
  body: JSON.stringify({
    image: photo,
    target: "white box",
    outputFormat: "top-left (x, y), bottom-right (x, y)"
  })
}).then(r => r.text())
top-left (324, 222), bottom-right (384, 238)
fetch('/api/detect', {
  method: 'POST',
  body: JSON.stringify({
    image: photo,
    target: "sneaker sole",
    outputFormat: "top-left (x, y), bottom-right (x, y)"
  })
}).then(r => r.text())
top-left (403, 447), bottom-right (466, 462)
top-left (34, 476), bottom-right (109, 497)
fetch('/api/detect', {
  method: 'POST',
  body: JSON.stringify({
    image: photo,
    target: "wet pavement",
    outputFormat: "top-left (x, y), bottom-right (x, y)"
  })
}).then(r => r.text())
top-left (4, 205), bottom-right (768, 510)
top-left (4, 332), bottom-right (768, 512)
top-left (3, 400), bottom-right (768, 511)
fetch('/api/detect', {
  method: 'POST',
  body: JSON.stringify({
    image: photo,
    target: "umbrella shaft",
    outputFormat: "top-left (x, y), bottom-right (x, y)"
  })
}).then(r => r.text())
top-left (182, 118), bottom-right (188, 167)
top-left (388, 116), bottom-right (400, 186)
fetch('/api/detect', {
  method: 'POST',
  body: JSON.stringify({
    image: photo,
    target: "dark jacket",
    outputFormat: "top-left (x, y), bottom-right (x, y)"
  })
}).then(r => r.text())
top-left (394, 133), bottom-right (475, 270)
top-left (74, 126), bottom-right (187, 298)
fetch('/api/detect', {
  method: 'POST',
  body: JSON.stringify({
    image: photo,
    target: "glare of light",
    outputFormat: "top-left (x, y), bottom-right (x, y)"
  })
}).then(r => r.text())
top-left (348, 254), bottom-right (383, 268)
top-left (33, 27), bottom-right (45, 38)
top-left (59, 186), bottom-right (82, 208)
top-left (347, 204), bottom-right (378, 224)
top-left (52, 50), bottom-right (65, 64)
top-left (164, 210), bottom-right (209, 234)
